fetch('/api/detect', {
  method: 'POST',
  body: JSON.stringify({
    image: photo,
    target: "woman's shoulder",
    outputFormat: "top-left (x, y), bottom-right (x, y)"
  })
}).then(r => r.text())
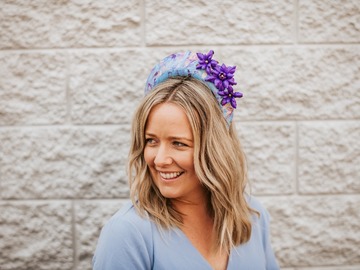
top-left (93, 201), bottom-right (154, 269)
top-left (246, 195), bottom-right (272, 226)
top-left (246, 196), bottom-right (268, 214)
top-left (103, 201), bottom-right (153, 235)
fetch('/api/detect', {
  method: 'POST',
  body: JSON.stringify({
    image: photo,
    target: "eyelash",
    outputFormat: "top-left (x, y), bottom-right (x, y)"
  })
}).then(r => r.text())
top-left (145, 138), bottom-right (188, 147)
top-left (145, 138), bottom-right (156, 144)
top-left (173, 141), bottom-right (187, 147)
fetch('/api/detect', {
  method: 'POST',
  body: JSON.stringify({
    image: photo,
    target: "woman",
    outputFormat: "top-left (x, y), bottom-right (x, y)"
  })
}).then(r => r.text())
top-left (93, 51), bottom-right (279, 270)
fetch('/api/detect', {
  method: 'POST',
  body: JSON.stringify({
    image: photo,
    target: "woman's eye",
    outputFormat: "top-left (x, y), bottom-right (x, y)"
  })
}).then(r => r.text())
top-left (173, 141), bottom-right (187, 147)
top-left (145, 138), bottom-right (155, 144)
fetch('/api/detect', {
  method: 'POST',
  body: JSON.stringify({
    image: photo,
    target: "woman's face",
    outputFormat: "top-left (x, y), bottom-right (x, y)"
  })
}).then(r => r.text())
top-left (144, 102), bottom-right (205, 203)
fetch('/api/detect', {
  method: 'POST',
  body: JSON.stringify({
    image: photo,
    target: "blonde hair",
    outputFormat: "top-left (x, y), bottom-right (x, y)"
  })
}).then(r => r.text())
top-left (128, 77), bottom-right (254, 252)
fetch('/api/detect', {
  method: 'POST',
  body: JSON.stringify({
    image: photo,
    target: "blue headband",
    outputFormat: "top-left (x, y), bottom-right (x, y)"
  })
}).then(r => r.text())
top-left (144, 50), bottom-right (243, 126)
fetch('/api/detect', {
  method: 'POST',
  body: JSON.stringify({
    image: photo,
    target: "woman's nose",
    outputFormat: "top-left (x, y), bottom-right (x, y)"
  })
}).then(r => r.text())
top-left (154, 145), bottom-right (173, 166)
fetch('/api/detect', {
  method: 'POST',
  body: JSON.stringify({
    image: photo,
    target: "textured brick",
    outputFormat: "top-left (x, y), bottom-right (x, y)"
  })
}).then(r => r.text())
top-left (75, 200), bottom-right (128, 270)
top-left (0, 1), bottom-right (359, 269)
top-left (260, 195), bottom-right (360, 267)
top-left (222, 47), bottom-right (360, 120)
top-left (236, 122), bottom-right (296, 195)
top-left (0, 201), bottom-right (73, 270)
top-left (145, 0), bottom-right (294, 45)
top-left (0, 0), bottom-right (141, 49)
top-left (299, 0), bottom-right (360, 43)
top-left (0, 126), bottom-right (130, 199)
top-left (298, 121), bottom-right (360, 194)
top-left (0, 52), bottom-right (67, 125)
top-left (69, 50), bottom-right (154, 124)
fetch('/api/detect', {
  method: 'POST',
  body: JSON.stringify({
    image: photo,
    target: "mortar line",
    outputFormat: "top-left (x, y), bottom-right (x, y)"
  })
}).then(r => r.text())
top-left (0, 43), bottom-right (359, 54)
top-left (294, 0), bottom-right (300, 44)
top-left (1, 194), bottom-right (359, 203)
top-left (140, 0), bottom-right (146, 47)
top-left (71, 200), bottom-right (78, 270)
top-left (295, 121), bottom-right (300, 194)
top-left (65, 52), bottom-right (71, 125)
top-left (0, 118), bottom-right (358, 129)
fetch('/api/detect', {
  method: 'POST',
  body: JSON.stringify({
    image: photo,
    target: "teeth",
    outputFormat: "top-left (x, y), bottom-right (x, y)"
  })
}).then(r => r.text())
top-left (160, 172), bottom-right (182, 179)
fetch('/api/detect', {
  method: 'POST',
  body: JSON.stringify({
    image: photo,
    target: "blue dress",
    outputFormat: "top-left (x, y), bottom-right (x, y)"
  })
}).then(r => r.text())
top-left (93, 197), bottom-right (280, 270)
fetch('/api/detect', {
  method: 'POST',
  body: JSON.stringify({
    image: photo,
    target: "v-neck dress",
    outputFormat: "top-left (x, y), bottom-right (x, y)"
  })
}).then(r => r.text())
top-left (93, 197), bottom-right (280, 270)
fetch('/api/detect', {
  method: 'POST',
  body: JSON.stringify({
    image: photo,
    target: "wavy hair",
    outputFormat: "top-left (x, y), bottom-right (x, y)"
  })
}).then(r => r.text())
top-left (128, 77), bottom-right (254, 253)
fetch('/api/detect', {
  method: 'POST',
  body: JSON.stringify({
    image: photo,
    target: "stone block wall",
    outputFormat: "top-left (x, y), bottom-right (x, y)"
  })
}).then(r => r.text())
top-left (0, 1), bottom-right (359, 269)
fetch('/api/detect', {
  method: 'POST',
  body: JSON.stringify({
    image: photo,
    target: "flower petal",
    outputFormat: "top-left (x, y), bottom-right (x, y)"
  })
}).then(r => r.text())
top-left (228, 66), bottom-right (236, 73)
top-left (196, 52), bottom-right (205, 60)
top-left (210, 60), bottom-right (218, 66)
top-left (230, 98), bottom-right (237, 108)
top-left (215, 80), bottom-right (223, 90)
top-left (228, 78), bottom-right (236, 85)
top-left (221, 98), bottom-right (229, 105)
top-left (205, 75), bottom-right (216, 82)
top-left (206, 66), bottom-right (213, 74)
top-left (233, 91), bottom-right (243, 98)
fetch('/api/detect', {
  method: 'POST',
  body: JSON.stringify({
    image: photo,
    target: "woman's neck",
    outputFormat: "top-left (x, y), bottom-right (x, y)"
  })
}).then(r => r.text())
top-left (171, 197), bottom-right (229, 270)
top-left (170, 189), bottom-right (211, 224)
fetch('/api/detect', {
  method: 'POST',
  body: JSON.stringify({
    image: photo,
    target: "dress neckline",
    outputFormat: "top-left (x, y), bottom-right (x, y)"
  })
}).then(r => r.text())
top-left (174, 227), bottom-right (232, 270)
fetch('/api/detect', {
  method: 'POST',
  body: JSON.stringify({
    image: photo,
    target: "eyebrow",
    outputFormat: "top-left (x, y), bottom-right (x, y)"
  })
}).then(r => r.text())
top-left (145, 132), bottom-right (193, 142)
top-left (170, 136), bottom-right (193, 143)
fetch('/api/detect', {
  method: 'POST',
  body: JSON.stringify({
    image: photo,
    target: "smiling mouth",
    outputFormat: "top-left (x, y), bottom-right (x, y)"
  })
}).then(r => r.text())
top-left (159, 171), bottom-right (183, 180)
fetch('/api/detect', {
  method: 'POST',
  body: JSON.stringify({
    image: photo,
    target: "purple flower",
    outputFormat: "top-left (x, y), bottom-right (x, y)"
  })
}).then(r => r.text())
top-left (218, 88), bottom-right (243, 109)
top-left (195, 50), bottom-right (243, 110)
top-left (196, 50), bottom-right (218, 73)
top-left (206, 64), bottom-right (237, 91)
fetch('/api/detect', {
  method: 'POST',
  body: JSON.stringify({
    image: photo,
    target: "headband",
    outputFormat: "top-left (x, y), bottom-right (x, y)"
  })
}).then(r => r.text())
top-left (144, 50), bottom-right (243, 126)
